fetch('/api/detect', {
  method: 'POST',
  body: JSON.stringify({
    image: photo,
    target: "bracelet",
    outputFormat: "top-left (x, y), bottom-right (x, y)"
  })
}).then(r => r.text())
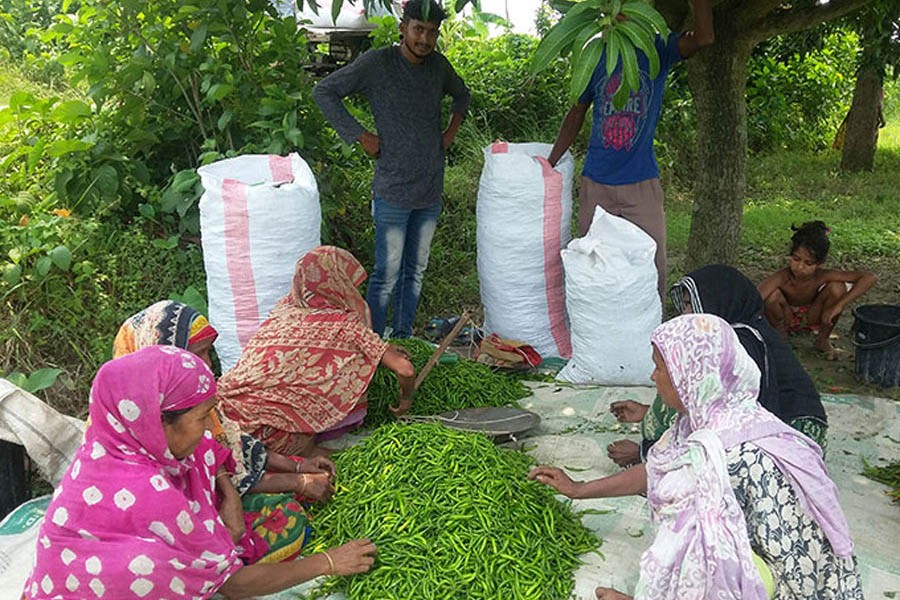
top-left (215, 471), bottom-right (233, 480)
top-left (322, 551), bottom-right (335, 576)
top-left (294, 460), bottom-right (302, 473)
top-left (298, 474), bottom-right (307, 495)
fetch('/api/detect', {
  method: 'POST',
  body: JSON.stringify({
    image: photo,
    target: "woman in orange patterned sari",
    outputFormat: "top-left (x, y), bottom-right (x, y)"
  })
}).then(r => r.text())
top-left (218, 246), bottom-right (416, 456)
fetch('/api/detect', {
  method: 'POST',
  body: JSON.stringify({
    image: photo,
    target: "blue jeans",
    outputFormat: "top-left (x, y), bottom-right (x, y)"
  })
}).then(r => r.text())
top-left (366, 198), bottom-right (441, 338)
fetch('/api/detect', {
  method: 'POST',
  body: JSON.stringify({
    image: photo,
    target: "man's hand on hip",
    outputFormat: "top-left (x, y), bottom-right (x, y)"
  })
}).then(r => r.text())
top-left (358, 131), bottom-right (380, 158)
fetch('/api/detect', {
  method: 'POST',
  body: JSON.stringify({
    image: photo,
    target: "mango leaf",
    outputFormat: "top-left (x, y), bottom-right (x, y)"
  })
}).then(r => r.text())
top-left (331, 0), bottom-right (341, 25)
top-left (616, 18), bottom-right (659, 78)
top-left (50, 100), bottom-right (92, 123)
top-left (531, 10), bottom-right (597, 74)
top-left (569, 36), bottom-right (605, 102)
top-left (25, 368), bottom-right (62, 393)
top-left (49, 245), bottom-right (72, 271)
top-left (620, 1), bottom-right (669, 35)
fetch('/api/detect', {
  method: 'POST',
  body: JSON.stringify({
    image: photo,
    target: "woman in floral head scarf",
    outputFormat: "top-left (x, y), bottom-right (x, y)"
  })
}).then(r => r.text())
top-left (23, 347), bottom-right (376, 599)
top-left (533, 314), bottom-right (862, 599)
top-left (218, 246), bottom-right (416, 457)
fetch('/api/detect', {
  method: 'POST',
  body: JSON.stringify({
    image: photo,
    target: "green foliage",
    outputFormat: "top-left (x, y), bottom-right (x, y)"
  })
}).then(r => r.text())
top-left (862, 459), bottom-right (900, 502)
top-left (3, 367), bottom-right (61, 393)
top-left (368, 15), bottom-right (400, 48)
top-left (530, 0), bottom-right (668, 106)
top-left (445, 33), bottom-right (571, 142)
top-left (746, 31), bottom-right (858, 152)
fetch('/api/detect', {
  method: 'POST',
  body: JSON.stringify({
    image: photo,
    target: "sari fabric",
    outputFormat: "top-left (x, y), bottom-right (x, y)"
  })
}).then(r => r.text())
top-left (637, 314), bottom-right (853, 599)
top-left (112, 300), bottom-right (217, 357)
top-left (113, 301), bottom-right (269, 496)
top-left (217, 247), bottom-right (388, 449)
top-left (24, 347), bottom-right (242, 600)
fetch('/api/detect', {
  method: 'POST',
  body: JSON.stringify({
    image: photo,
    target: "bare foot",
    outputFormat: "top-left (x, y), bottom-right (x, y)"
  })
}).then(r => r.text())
top-left (814, 337), bottom-right (843, 361)
top-left (607, 440), bottom-right (640, 467)
top-left (595, 586), bottom-right (632, 600)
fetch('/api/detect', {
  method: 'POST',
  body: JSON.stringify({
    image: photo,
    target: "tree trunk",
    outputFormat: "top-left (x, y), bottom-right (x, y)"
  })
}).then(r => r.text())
top-left (684, 35), bottom-right (754, 270)
top-left (840, 64), bottom-right (883, 172)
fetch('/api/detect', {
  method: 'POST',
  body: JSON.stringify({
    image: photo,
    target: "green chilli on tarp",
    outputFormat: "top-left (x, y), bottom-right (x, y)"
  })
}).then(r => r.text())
top-left (305, 423), bottom-right (601, 599)
top-left (365, 338), bottom-right (533, 428)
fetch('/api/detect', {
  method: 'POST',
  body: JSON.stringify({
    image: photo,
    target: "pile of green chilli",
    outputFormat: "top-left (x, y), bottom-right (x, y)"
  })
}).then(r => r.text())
top-left (365, 338), bottom-right (533, 427)
top-left (862, 460), bottom-right (900, 502)
top-left (305, 423), bottom-right (601, 599)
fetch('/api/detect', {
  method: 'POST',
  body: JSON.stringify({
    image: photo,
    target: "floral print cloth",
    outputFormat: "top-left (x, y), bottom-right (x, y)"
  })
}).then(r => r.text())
top-left (217, 246), bottom-right (388, 449)
top-left (636, 314), bottom-right (857, 599)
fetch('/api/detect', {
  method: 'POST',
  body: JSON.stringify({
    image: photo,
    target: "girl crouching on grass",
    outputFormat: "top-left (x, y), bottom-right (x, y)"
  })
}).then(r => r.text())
top-left (758, 220), bottom-right (876, 359)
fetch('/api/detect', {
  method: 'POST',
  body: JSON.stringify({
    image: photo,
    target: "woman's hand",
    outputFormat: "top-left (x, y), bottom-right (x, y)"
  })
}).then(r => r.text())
top-left (300, 456), bottom-right (336, 480)
top-left (595, 586), bottom-right (632, 600)
top-left (298, 472), bottom-right (335, 502)
top-left (527, 466), bottom-right (581, 499)
top-left (326, 539), bottom-right (378, 576)
top-left (389, 396), bottom-right (413, 416)
top-left (219, 493), bottom-right (246, 543)
top-left (609, 400), bottom-right (649, 423)
top-left (607, 440), bottom-right (640, 467)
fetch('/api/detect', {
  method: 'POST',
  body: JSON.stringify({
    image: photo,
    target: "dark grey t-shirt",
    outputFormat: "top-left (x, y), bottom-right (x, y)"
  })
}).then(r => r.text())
top-left (313, 45), bottom-right (470, 209)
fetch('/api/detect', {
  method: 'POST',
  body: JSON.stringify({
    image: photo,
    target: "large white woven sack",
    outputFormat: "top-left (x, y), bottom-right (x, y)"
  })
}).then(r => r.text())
top-left (199, 153), bottom-right (321, 372)
top-left (558, 207), bottom-right (661, 385)
top-left (477, 142), bottom-right (574, 359)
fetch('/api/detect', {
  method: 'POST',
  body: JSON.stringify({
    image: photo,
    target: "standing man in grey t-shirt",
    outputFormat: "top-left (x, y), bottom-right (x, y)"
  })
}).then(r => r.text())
top-left (313, 0), bottom-right (470, 338)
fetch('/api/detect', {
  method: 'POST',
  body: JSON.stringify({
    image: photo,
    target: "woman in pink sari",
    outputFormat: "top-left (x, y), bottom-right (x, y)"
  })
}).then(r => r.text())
top-left (531, 314), bottom-right (862, 599)
top-left (23, 346), bottom-right (375, 599)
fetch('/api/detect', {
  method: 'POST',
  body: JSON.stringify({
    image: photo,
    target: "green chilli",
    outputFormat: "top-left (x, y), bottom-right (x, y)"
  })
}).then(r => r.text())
top-left (304, 423), bottom-right (602, 600)
top-left (365, 338), bottom-right (533, 427)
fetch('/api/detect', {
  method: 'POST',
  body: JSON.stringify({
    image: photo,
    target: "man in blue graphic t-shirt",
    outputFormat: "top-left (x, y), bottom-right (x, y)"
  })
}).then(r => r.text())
top-left (548, 1), bottom-right (713, 301)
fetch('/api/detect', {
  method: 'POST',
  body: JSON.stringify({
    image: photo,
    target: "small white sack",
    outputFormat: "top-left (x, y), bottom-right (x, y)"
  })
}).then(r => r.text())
top-left (199, 154), bottom-right (321, 372)
top-left (0, 496), bottom-right (50, 596)
top-left (477, 142), bottom-right (574, 359)
top-left (558, 207), bottom-right (661, 385)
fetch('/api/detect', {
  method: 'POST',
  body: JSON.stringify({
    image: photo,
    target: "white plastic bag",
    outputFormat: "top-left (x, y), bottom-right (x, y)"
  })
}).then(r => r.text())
top-left (199, 154), bottom-right (321, 372)
top-left (0, 495), bottom-right (49, 596)
top-left (476, 142), bottom-right (574, 359)
top-left (558, 207), bottom-right (661, 385)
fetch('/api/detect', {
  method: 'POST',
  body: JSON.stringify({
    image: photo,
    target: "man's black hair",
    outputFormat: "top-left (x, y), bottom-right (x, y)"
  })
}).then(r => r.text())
top-left (402, 0), bottom-right (447, 24)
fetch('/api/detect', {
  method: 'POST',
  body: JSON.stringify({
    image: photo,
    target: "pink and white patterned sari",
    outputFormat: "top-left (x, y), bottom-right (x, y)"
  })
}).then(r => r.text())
top-left (23, 346), bottom-right (242, 599)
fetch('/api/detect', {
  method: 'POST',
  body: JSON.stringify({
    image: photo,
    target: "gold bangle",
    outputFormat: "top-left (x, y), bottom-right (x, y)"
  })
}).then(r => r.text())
top-left (298, 474), bottom-right (307, 495)
top-left (215, 471), bottom-right (232, 480)
top-left (322, 551), bottom-right (335, 576)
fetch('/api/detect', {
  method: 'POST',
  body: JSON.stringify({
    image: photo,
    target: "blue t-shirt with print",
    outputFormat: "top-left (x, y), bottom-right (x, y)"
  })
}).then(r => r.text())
top-left (579, 32), bottom-right (682, 185)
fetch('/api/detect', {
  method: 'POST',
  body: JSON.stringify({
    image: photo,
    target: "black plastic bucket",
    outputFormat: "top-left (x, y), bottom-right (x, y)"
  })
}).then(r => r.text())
top-left (851, 304), bottom-right (900, 387)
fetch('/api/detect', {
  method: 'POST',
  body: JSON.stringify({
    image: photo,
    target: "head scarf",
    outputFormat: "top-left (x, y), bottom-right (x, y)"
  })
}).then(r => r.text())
top-left (290, 245), bottom-right (371, 326)
top-left (670, 265), bottom-right (825, 423)
top-left (113, 300), bottom-right (218, 359)
top-left (25, 347), bottom-right (241, 599)
top-left (636, 315), bottom-right (853, 600)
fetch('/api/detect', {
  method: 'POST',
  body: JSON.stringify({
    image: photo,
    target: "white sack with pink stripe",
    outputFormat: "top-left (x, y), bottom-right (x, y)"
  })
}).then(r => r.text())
top-left (476, 142), bottom-right (573, 359)
top-left (198, 153), bottom-right (321, 372)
